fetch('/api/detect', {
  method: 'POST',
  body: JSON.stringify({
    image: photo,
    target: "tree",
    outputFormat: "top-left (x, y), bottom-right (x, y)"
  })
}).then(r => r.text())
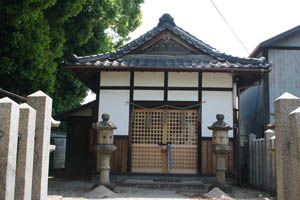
top-left (0, 0), bottom-right (144, 115)
top-left (0, 1), bottom-right (57, 95)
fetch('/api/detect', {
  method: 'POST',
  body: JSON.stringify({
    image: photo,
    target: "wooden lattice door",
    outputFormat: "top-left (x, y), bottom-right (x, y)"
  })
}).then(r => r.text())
top-left (131, 109), bottom-right (198, 174)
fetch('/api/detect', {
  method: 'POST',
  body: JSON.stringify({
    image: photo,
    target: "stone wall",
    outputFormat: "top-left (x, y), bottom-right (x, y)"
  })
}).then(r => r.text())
top-left (0, 91), bottom-right (53, 200)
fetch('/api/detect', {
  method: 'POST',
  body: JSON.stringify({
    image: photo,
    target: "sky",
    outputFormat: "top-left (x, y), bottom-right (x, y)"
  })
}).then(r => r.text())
top-left (83, 0), bottom-right (300, 104)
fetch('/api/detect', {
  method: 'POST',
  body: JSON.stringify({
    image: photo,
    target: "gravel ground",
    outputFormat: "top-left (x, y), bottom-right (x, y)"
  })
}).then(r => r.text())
top-left (48, 178), bottom-right (274, 200)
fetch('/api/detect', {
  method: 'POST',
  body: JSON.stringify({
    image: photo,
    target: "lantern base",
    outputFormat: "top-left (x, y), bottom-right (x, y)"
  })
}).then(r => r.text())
top-left (208, 183), bottom-right (232, 195)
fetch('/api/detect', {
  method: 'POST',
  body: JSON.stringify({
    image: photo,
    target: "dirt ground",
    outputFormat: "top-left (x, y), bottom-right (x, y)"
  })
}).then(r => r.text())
top-left (48, 177), bottom-right (274, 200)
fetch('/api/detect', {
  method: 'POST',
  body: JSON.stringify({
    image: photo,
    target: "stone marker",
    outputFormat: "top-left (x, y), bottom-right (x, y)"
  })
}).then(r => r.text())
top-left (0, 97), bottom-right (19, 200)
top-left (15, 103), bottom-right (36, 200)
top-left (274, 92), bottom-right (300, 200)
top-left (27, 91), bottom-right (52, 200)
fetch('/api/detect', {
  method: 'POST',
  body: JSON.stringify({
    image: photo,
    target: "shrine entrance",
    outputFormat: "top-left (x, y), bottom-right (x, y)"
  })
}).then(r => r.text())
top-left (131, 109), bottom-right (198, 174)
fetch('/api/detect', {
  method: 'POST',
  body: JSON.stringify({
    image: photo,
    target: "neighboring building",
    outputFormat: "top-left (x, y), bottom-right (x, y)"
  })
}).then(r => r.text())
top-left (65, 14), bottom-right (269, 176)
top-left (56, 100), bottom-right (95, 175)
top-left (241, 25), bottom-right (300, 141)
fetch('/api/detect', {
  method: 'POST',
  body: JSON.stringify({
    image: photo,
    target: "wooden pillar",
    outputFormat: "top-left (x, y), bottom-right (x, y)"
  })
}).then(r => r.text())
top-left (197, 72), bottom-right (202, 173)
top-left (127, 71), bottom-right (134, 172)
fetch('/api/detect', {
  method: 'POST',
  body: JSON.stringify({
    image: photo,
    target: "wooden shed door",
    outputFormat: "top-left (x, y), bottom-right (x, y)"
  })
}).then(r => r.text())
top-left (131, 109), bottom-right (198, 174)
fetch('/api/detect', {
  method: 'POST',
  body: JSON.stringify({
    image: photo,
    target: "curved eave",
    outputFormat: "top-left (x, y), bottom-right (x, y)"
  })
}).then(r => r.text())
top-left (66, 64), bottom-right (269, 72)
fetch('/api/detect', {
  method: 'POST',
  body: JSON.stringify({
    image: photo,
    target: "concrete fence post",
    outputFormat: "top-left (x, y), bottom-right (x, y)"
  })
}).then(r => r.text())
top-left (260, 139), bottom-right (264, 186)
top-left (27, 91), bottom-right (52, 200)
top-left (274, 92), bottom-right (300, 200)
top-left (270, 136), bottom-right (276, 192)
top-left (288, 107), bottom-right (300, 200)
top-left (0, 97), bottom-right (19, 200)
top-left (248, 133), bottom-right (256, 185)
top-left (15, 103), bottom-right (36, 200)
top-left (264, 128), bottom-right (275, 191)
top-left (255, 139), bottom-right (259, 186)
top-left (258, 139), bottom-right (263, 186)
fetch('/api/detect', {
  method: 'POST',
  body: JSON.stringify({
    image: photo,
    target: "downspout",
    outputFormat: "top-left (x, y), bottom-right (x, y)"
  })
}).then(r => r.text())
top-left (237, 81), bottom-right (260, 185)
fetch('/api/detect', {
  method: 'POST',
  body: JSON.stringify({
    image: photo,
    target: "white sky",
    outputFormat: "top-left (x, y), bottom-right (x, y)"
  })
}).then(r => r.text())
top-left (83, 0), bottom-right (300, 104)
top-left (131, 0), bottom-right (300, 57)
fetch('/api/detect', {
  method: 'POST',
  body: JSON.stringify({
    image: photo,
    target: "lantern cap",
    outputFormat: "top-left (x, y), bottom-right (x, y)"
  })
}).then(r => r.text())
top-left (92, 113), bottom-right (117, 130)
top-left (208, 114), bottom-right (232, 131)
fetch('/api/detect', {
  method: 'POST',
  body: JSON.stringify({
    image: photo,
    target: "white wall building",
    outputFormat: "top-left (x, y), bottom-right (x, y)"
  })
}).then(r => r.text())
top-left (66, 14), bottom-right (269, 175)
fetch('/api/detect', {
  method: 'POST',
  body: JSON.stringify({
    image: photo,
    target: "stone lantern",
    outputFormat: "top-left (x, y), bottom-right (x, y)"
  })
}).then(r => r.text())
top-left (92, 113), bottom-right (117, 186)
top-left (208, 114), bottom-right (232, 185)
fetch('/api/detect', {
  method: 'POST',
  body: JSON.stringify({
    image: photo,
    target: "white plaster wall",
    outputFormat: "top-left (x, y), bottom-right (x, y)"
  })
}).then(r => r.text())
top-left (202, 91), bottom-right (233, 137)
top-left (168, 72), bottom-right (198, 87)
top-left (134, 72), bottom-right (164, 86)
top-left (99, 90), bottom-right (130, 135)
top-left (202, 72), bottom-right (232, 88)
top-left (134, 90), bottom-right (164, 101)
top-left (168, 91), bottom-right (198, 101)
top-left (100, 72), bottom-right (130, 86)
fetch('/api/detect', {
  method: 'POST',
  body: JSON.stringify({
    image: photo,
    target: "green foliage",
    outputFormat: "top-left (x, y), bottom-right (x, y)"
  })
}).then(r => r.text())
top-left (0, 0), bottom-right (144, 115)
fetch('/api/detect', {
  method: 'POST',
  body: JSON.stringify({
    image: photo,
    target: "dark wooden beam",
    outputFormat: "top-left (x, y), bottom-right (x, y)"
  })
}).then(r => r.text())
top-left (99, 86), bottom-right (233, 91)
top-left (164, 72), bottom-right (168, 103)
top-left (127, 71), bottom-right (134, 172)
top-left (263, 49), bottom-right (270, 129)
top-left (202, 87), bottom-right (232, 91)
top-left (197, 72), bottom-right (202, 174)
top-left (92, 71), bottom-right (100, 172)
top-left (132, 101), bottom-right (199, 108)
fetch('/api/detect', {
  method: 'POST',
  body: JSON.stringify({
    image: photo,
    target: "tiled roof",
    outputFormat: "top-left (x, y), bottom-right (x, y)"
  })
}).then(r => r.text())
top-left (66, 14), bottom-right (269, 69)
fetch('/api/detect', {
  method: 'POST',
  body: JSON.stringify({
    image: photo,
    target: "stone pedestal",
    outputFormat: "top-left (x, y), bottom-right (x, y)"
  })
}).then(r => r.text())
top-left (93, 113), bottom-right (117, 186)
top-left (94, 145), bottom-right (117, 185)
top-left (208, 114), bottom-right (232, 185)
top-left (213, 145), bottom-right (232, 184)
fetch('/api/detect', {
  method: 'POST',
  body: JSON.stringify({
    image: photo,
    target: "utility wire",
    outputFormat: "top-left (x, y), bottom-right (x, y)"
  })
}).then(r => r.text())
top-left (209, 0), bottom-right (250, 54)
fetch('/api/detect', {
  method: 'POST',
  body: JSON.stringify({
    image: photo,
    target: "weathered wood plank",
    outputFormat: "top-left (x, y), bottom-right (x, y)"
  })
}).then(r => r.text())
top-left (201, 139), bottom-right (234, 175)
top-left (110, 137), bottom-right (128, 173)
top-left (201, 140), bottom-right (207, 174)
